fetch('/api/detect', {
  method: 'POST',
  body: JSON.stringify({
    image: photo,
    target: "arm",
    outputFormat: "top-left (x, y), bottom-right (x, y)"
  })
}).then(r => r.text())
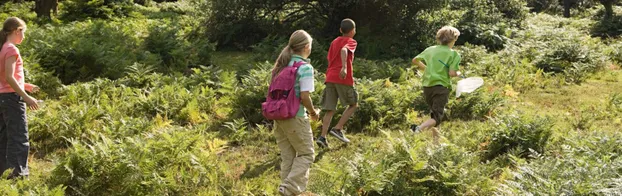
top-left (339, 47), bottom-right (348, 79)
top-left (449, 52), bottom-right (462, 78)
top-left (300, 91), bottom-right (318, 119)
top-left (412, 58), bottom-right (426, 70)
top-left (449, 70), bottom-right (459, 77)
top-left (24, 83), bottom-right (38, 92)
top-left (5, 57), bottom-right (29, 98)
top-left (4, 57), bottom-right (38, 109)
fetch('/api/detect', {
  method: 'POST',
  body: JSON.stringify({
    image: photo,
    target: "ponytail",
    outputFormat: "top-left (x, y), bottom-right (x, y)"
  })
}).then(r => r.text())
top-left (0, 31), bottom-right (7, 52)
top-left (270, 30), bottom-right (312, 80)
top-left (272, 45), bottom-right (293, 79)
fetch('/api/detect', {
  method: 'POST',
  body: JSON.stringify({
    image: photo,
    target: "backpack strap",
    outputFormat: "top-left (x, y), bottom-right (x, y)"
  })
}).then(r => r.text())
top-left (292, 60), bottom-right (307, 68)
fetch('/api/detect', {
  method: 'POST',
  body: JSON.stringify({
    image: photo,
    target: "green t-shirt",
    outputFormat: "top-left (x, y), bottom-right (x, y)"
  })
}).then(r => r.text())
top-left (288, 55), bottom-right (315, 117)
top-left (415, 45), bottom-right (461, 89)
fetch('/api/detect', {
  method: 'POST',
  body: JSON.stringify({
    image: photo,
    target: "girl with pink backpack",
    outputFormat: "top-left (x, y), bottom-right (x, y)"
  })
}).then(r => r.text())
top-left (262, 30), bottom-right (319, 195)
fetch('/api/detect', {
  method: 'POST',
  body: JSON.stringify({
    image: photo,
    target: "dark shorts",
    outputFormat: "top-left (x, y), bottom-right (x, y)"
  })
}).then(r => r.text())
top-left (423, 85), bottom-right (450, 126)
top-left (321, 83), bottom-right (358, 111)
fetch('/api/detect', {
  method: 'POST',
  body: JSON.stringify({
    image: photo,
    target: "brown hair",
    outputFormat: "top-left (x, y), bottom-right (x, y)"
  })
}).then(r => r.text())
top-left (272, 30), bottom-right (312, 78)
top-left (0, 17), bottom-right (26, 52)
top-left (436, 26), bottom-right (460, 45)
top-left (341, 18), bottom-right (356, 34)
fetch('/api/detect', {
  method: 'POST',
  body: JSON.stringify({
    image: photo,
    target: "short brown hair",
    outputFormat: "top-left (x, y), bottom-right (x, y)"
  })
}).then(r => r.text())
top-left (436, 26), bottom-right (460, 45)
top-left (340, 18), bottom-right (355, 34)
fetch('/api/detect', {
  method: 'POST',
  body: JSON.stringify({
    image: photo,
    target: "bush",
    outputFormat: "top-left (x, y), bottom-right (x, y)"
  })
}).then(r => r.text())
top-left (353, 59), bottom-right (410, 82)
top-left (50, 130), bottom-right (227, 195)
top-left (22, 19), bottom-right (214, 84)
top-left (206, 0), bottom-right (526, 59)
top-left (24, 62), bottom-right (64, 99)
top-left (497, 131), bottom-right (622, 195)
top-left (446, 89), bottom-right (504, 121)
top-left (591, 12), bottom-right (622, 38)
top-left (60, 0), bottom-right (135, 21)
top-left (453, 0), bottom-right (527, 51)
top-left (345, 78), bottom-right (424, 134)
top-left (0, 179), bottom-right (65, 196)
top-left (482, 114), bottom-right (554, 161)
top-left (0, 2), bottom-right (38, 23)
top-left (310, 131), bottom-right (499, 195)
top-left (144, 19), bottom-right (215, 71)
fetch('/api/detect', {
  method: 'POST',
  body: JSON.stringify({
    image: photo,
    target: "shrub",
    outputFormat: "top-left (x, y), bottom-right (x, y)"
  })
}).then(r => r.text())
top-left (344, 79), bottom-right (424, 134)
top-left (353, 58), bottom-right (410, 82)
top-left (60, 0), bottom-right (135, 21)
top-left (0, 2), bottom-right (37, 23)
top-left (497, 131), bottom-right (622, 195)
top-left (50, 130), bottom-right (227, 195)
top-left (0, 180), bottom-right (65, 196)
top-left (446, 89), bottom-right (504, 121)
top-left (482, 114), bottom-right (554, 161)
top-left (22, 19), bottom-right (214, 84)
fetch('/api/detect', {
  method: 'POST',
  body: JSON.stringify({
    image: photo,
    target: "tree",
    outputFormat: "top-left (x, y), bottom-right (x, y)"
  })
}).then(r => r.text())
top-left (564, 0), bottom-right (572, 17)
top-left (34, 0), bottom-right (58, 19)
top-left (599, 0), bottom-right (618, 18)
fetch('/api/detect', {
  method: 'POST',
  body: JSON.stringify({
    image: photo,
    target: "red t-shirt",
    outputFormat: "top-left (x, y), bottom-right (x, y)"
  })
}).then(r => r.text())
top-left (325, 36), bottom-right (357, 86)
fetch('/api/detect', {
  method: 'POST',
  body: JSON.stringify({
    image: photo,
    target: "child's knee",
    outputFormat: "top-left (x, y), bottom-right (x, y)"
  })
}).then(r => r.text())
top-left (349, 103), bottom-right (359, 108)
top-left (324, 110), bottom-right (336, 116)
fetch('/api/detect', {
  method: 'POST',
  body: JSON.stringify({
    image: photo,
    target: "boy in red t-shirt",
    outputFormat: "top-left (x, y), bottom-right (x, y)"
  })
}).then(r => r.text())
top-left (317, 19), bottom-right (358, 148)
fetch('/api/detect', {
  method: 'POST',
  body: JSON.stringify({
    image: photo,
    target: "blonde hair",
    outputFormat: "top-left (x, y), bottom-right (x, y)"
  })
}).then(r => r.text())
top-left (436, 26), bottom-right (460, 45)
top-left (0, 17), bottom-right (26, 52)
top-left (272, 30), bottom-right (312, 78)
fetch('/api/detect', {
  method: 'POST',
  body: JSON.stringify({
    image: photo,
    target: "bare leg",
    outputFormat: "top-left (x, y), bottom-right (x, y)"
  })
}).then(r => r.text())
top-left (333, 104), bottom-right (359, 130)
top-left (321, 110), bottom-right (335, 137)
top-left (418, 119), bottom-right (437, 131)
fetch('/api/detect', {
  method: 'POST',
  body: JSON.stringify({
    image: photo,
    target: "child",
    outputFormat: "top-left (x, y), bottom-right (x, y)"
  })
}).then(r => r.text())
top-left (317, 18), bottom-right (358, 148)
top-left (411, 26), bottom-right (462, 144)
top-left (270, 30), bottom-right (319, 196)
top-left (0, 17), bottom-right (40, 179)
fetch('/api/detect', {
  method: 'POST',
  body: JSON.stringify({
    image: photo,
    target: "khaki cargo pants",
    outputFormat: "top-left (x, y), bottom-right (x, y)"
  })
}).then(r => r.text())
top-left (274, 117), bottom-right (315, 195)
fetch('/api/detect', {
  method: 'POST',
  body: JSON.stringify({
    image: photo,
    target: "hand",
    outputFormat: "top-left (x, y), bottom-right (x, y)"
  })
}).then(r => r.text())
top-left (24, 96), bottom-right (39, 110)
top-left (339, 69), bottom-right (347, 79)
top-left (31, 85), bottom-right (40, 93)
top-left (309, 109), bottom-right (320, 121)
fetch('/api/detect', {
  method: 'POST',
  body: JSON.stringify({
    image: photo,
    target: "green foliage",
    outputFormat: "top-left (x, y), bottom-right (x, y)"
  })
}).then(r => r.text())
top-left (60, 0), bottom-right (135, 21)
top-left (454, 0), bottom-right (527, 51)
top-left (22, 20), bottom-right (155, 83)
top-left (526, 0), bottom-right (598, 14)
top-left (0, 2), bottom-right (37, 23)
top-left (497, 131), bottom-right (622, 195)
top-left (446, 89), bottom-right (504, 121)
top-left (591, 6), bottom-right (622, 37)
top-left (346, 79), bottom-right (423, 134)
top-left (482, 114), bottom-right (554, 161)
top-left (21, 19), bottom-right (214, 84)
top-left (353, 59), bottom-right (410, 82)
top-left (50, 130), bottom-right (226, 195)
top-left (0, 179), bottom-right (65, 196)
top-left (206, 0), bottom-right (526, 59)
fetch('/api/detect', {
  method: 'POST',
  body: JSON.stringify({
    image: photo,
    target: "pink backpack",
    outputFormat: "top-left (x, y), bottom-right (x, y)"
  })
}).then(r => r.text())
top-left (262, 61), bottom-right (306, 120)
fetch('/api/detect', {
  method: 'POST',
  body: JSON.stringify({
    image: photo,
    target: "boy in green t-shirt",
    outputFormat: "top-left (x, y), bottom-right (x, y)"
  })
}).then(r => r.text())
top-left (411, 26), bottom-right (462, 143)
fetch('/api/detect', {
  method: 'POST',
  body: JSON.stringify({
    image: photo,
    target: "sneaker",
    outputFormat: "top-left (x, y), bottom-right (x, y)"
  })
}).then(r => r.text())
top-left (410, 124), bottom-right (421, 133)
top-left (278, 186), bottom-right (289, 196)
top-left (329, 128), bottom-right (350, 143)
top-left (316, 136), bottom-right (329, 148)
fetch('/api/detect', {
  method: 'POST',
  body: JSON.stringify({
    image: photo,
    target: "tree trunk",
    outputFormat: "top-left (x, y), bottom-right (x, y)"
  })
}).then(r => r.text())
top-left (35, 0), bottom-right (58, 19)
top-left (600, 0), bottom-right (615, 19)
top-left (563, 0), bottom-right (571, 18)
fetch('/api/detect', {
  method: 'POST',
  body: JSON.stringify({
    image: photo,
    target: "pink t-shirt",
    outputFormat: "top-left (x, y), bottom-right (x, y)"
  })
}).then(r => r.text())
top-left (0, 43), bottom-right (24, 93)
